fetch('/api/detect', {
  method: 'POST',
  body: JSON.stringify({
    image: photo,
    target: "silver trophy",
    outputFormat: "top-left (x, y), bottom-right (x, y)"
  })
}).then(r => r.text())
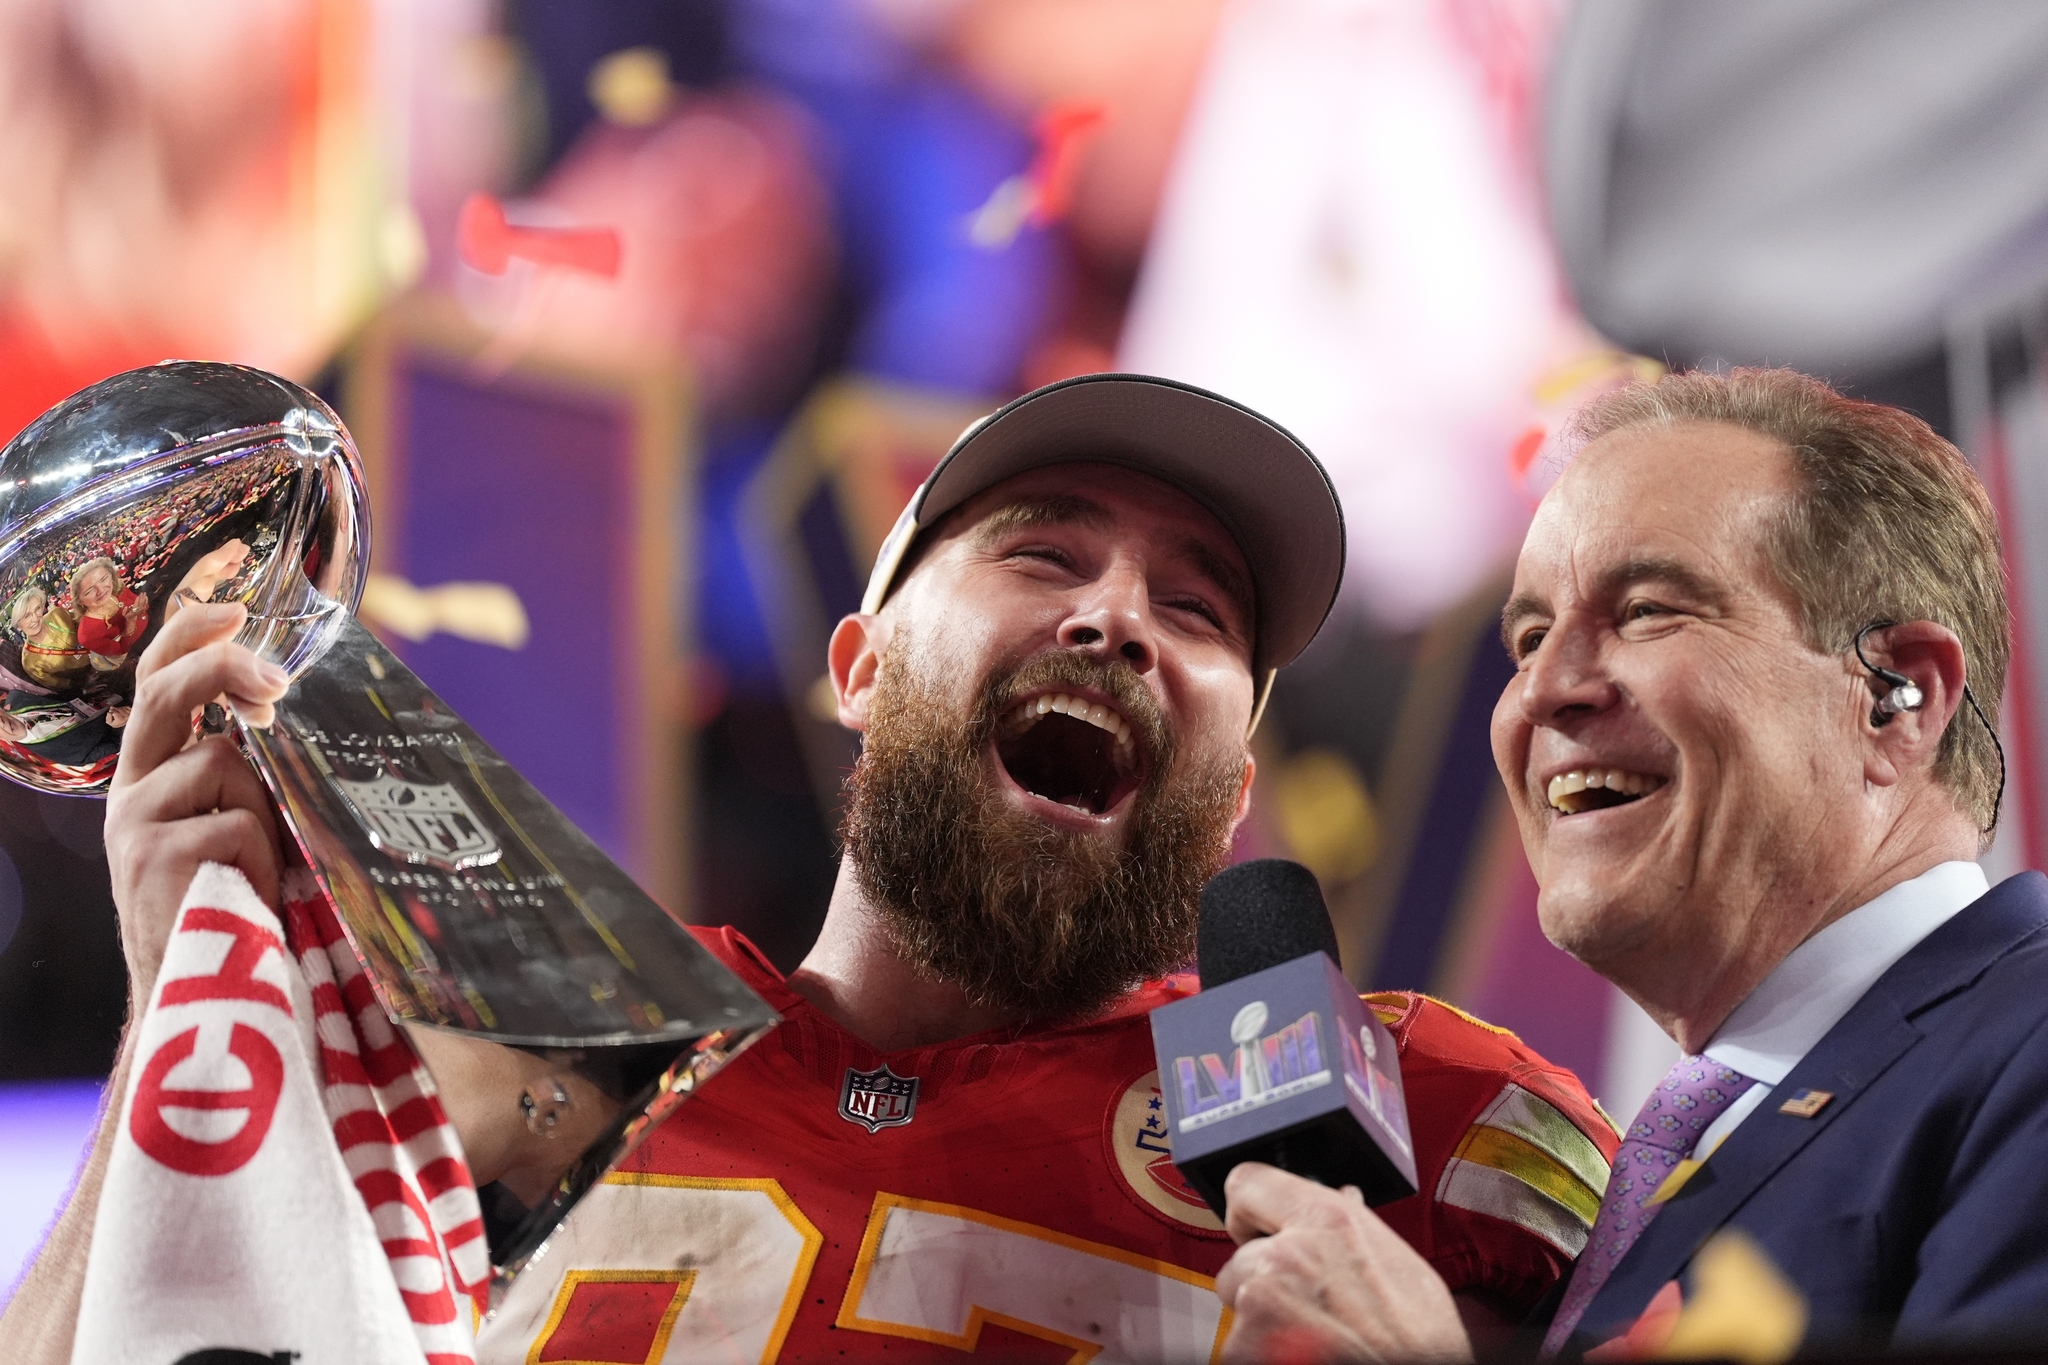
top-left (0, 362), bottom-right (777, 1283)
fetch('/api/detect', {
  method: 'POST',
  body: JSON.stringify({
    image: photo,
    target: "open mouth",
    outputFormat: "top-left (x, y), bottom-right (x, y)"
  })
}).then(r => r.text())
top-left (995, 691), bottom-right (1144, 817)
top-left (1547, 768), bottom-right (1666, 816)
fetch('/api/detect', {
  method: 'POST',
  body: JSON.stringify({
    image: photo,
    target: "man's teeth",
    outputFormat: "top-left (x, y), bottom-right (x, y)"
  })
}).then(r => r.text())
top-left (1008, 692), bottom-right (1136, 762)
top-left (1546, 768), bottom-right (1666, 814)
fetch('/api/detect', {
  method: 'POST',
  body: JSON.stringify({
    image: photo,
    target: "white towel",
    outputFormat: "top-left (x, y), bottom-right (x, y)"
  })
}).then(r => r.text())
top-left (73, 862), bottom-right (489, 1364)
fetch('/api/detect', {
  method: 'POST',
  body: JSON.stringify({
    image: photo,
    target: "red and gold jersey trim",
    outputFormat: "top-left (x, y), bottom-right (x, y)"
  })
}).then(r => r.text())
top-left (599, 1174), bottom-right (820, 1364)
top-left (524, 1269), bottom-right (695, 1365)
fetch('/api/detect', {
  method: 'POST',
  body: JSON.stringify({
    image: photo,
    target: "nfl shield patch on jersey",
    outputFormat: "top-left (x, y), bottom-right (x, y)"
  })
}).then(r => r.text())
top-left (840, 1064), bottom-right (919, 1132)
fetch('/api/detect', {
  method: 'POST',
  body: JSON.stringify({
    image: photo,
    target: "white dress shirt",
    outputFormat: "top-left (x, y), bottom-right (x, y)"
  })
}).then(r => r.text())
top-left (1693, 860), bottom-right (1991, 1155)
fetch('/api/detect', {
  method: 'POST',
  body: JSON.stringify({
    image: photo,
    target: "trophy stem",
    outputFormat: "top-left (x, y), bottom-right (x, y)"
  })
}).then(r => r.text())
top-left (238, 615), bottom-right (776, 1278)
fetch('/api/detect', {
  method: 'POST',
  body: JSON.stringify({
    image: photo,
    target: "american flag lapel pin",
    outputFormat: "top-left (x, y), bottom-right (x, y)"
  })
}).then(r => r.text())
top-left (1777, 1089), bottom-right (1834, 1119)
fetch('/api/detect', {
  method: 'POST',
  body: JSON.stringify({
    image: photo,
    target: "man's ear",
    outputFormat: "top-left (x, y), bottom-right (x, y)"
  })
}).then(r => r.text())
top-left (1860, 619), bottom-right (1968, 788)
top-left (828, 612), bottom-right (890, 732)
top-left (1230, 753), bottom-right (1257, 833)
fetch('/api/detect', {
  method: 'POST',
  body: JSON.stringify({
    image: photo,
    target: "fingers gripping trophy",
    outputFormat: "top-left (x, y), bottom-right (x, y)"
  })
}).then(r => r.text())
top-left (0, 363), bottom-right (776, 1288)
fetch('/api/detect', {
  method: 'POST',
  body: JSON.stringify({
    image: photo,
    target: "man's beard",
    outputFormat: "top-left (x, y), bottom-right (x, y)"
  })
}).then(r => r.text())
top-left (841, 635), bottom-right (1247, 1020)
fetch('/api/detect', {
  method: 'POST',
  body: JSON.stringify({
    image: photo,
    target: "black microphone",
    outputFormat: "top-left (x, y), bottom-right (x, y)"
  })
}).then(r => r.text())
top-left (1149, 859), bottom-right (1417, 1217)
top-left (1197, 858), bottom-right (1342, 988)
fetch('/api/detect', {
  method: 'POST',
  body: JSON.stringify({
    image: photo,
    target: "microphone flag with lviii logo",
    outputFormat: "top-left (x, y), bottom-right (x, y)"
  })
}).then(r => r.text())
top-left (72, 862), bottom-right (484, 1365)
top-left (1149, 952), bottom-right (1418, 1215)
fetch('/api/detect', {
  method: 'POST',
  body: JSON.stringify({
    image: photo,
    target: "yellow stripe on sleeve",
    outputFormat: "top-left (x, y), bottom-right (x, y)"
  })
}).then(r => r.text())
top-left (1471, 1085), bottom-right (1613, 1197)
top-left (1449, 1124), bottom-right (1603, 1226)
top-left (1433, 1085), bottom-right (1616, 1255)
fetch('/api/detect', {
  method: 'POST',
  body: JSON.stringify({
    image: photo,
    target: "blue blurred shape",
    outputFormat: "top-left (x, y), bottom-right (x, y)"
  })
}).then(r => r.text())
top-left (0, 1079), bottom-right (103, 1305)
top-left (397, 368), bottom-right (639, 867)
top-left (732, 0), bottom-right (1059, 395)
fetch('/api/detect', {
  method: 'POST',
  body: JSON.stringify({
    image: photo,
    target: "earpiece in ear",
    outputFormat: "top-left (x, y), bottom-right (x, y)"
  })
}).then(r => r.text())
top-left (1855, 621), bottom-right (1924, 727)
top-left (1875, 679), bottom-right (1924, 717)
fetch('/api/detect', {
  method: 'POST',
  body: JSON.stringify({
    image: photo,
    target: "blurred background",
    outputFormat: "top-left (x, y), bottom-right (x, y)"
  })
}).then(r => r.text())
top-left (7, 0), bottom-right (2048, 1294)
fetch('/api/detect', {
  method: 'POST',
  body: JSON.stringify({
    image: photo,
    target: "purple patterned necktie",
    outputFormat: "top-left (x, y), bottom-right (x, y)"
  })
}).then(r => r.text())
top-left (1544, 1054), bottom-right (1758, 1353)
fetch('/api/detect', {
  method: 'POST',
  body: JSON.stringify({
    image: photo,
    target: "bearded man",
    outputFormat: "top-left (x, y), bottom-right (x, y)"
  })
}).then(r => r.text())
top-left (465, 376), bottom-right (1619, 1363)
top-left (17, 375), bottom-right (1617, 1364)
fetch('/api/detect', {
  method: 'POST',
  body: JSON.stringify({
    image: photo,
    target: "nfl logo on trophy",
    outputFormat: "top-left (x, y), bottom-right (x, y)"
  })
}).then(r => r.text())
top-left (839, 1064), bottom-right (919, 1133)
top-left (336, 772), bottom-right (501, 871)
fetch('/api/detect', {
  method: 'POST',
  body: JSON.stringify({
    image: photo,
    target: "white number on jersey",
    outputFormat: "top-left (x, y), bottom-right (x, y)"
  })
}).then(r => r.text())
top-left (838, 1192), bottom-right (1228, 1363)
top-left (485, 1175), bottom-right (821, 1363)
top-left (480, 1177), bottom-right (1229, 1364)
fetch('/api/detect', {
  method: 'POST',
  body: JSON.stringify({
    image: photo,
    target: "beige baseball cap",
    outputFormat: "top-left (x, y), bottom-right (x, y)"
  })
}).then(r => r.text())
top-left (860, 373), bottom-right (1346, 723)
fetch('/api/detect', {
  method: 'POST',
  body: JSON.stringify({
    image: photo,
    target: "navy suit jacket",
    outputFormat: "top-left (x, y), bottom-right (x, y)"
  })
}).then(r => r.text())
top-left (1548, 871), bottom-right (2048, 1354)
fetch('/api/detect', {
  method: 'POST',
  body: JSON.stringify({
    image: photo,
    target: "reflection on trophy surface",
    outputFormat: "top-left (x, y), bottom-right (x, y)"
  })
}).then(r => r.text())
top-left (0, 361), bottom-right (777, 1284)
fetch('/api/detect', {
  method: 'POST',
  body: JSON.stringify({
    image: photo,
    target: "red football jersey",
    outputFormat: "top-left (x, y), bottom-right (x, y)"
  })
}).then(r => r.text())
top-left (481, 927), bottom-right (1618, 1363)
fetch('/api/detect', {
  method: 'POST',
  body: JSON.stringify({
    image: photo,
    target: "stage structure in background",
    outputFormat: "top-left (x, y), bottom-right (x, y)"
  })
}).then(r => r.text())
top-left (0, 362), bottom-right (775, 1285)
top-left (1951, 308), bottom-right (2048, 881)
top-left (739, 379), bottom-right (993, 806)
top-left (1546, 0), bottom-right (2048, 390)
top-left (345, 294), bottom-right (695, 911)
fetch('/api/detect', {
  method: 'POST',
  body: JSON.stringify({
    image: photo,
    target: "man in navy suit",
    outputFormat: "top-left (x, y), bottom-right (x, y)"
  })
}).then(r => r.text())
top-left (1212, 367), bottom-right (2048, 1361)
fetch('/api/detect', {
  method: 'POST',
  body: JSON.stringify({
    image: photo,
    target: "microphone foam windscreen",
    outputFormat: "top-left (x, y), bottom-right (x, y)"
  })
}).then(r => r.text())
top-left (1197, 858), bottom-right (1342, 989)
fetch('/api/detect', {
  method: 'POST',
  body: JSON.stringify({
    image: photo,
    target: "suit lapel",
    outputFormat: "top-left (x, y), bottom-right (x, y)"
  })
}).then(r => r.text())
top-left (1579, 873), bottom-right (2048, 1336)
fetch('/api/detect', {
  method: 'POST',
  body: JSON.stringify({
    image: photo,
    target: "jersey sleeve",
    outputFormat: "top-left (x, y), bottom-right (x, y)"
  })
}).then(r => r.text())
top-left (1364, 992), bottom-right (1621, 1317)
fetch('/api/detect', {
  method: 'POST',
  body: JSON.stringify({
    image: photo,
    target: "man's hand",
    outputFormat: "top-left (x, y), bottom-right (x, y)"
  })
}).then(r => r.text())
top-left (2, 604), bottom-right (292, 1365)
top-left (103, 602), bottom-right (290, 996)
top-left (1216, 1163), bottom-right (1474, 1365)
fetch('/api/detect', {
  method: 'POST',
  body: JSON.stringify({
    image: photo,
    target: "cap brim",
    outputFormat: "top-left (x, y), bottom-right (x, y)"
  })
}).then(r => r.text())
top-left (863, 374), bottom-right (1345, 671)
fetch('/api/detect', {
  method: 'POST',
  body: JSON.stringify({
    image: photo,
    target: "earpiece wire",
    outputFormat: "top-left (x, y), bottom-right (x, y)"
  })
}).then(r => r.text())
top-left (1855, 620), bottom-right (2006, 835)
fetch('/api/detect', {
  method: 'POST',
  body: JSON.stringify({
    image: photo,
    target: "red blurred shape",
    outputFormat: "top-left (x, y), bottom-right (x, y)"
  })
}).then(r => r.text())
top-left (1507, 423), bottom-right (1546, 478)
top-left (457, 193), bottom-right (623, 278)
top-left (0, 308), bottom-right (175, 446)
top-left (1026, 102), bottom-right (1111, 227)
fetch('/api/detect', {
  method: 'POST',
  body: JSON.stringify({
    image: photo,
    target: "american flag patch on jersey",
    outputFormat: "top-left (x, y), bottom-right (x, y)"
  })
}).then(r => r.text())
top-left (1435, 1084), bottom-right (1612, 1255)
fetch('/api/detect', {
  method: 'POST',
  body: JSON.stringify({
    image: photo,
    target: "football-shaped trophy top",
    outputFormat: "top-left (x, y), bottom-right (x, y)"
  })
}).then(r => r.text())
top-left (0, 362), bottom-right (367, 793)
